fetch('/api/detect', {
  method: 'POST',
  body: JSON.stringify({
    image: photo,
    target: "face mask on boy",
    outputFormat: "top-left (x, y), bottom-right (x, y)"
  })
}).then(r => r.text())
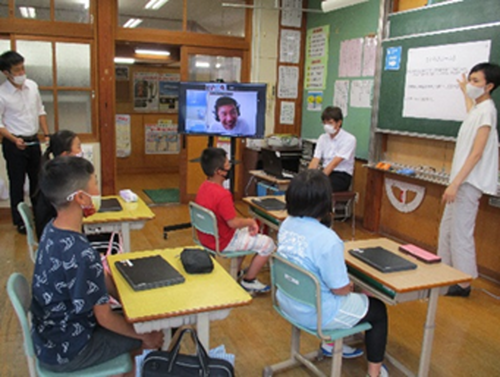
top-left (66, 190), bottom-right (101, 217)
top-left (466, 83), bottom-right (486, 100)
top-left (10, 73), bottom-right (26, 86)
top-left (324, 125), bottom-right (335, 134)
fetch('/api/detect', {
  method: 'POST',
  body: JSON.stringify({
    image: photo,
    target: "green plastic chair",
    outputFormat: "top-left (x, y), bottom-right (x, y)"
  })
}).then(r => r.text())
top-left (189, 201), bottom-right (255, 279)
top-left (7, 273), bottom-right (133, 377)
top-left (17, 202), bottom-right (38, 263)
top-left (263, 254), bottom-right (372, 377)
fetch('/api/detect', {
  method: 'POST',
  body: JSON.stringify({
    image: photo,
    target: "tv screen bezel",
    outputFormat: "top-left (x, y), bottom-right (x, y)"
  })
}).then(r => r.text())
top-left (178, 81), bottom-right (267, 139)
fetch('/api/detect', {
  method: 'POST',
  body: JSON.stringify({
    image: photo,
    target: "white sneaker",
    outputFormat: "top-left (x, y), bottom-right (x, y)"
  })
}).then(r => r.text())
top-left (321, 342), bottom-right (363, 358)
top-left (240, 278), bottom-right (270, 293)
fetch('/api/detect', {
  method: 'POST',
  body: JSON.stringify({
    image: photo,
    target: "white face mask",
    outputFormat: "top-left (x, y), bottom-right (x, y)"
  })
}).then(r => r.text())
top-left (10, 73), bottom-right (27, 86)
top-left (466, 83), bottom-right (485, 100)
top-left (74, 151), bottom-right (84, 158)
top-left (324, 125), bottom-right (335, 134)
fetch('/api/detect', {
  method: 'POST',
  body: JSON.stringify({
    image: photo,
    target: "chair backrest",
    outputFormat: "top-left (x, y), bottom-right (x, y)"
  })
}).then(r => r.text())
top-left (7, 273), bottom-right (36, 360)
top-left (188, 202), bottom-right (220, 253)
top-left (270, 254), bottom-right (325, 336)
top-left (17, 202), bottom-right (38, 262)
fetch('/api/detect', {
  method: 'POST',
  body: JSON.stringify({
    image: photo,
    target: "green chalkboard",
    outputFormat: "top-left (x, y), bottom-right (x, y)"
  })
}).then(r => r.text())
top-left (378, 0), bottom-right (500, 138)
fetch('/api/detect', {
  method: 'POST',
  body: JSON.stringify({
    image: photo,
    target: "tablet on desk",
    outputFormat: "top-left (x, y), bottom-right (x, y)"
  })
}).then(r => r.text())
top-left (115, 255), bottom-right (185, 291)
top-left (251, 198), bottom-right (286, 211)
top-left (98, 198), bottom-right (123, 213)
top-left (349, 247), bottom-right (417, 273)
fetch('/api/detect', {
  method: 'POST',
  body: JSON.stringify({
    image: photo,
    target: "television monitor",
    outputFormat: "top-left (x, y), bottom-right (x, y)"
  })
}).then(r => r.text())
top-left (178, 82), bottom-right (267, 138)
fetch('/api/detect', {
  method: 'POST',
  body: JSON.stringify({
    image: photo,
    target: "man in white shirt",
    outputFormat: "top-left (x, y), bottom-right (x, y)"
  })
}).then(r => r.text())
top-left (0, 50), bottom-right (49, 234)
top-left (209, 96), bottom-right (253, 136)
top-left (308, 106), bottom-right (356, 192)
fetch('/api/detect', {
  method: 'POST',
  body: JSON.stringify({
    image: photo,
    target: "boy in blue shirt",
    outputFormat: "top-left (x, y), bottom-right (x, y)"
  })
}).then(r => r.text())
top-left (31, 156), bottom-right (163, 374)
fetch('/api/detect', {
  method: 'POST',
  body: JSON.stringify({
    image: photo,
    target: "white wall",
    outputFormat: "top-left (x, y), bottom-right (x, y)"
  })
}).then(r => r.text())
top-left (251, 0), bottom-right (280, 137)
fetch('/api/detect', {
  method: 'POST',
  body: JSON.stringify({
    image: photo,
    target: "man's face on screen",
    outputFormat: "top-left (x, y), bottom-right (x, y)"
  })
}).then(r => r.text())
top-left (217, 104), bottom-right (238, 130)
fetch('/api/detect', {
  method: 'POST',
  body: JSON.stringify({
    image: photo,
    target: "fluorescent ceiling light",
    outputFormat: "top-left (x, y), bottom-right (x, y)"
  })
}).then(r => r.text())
top-left (144, 0), bottom-right (170, 10)
top-left (135, 49), bottom-right (171, 56)
top-left (321, 0), bottom-right (369, 13)
top-left (215, 63), bottom-right (222, 69)
top-left (19, 6), bottom-right (36, 18)
top-left (114, 57), bottom-right (135, 64)
top-left (195, 62), bottom-right (210, 68)
top-left (123, 18), bottom-right (143, 28)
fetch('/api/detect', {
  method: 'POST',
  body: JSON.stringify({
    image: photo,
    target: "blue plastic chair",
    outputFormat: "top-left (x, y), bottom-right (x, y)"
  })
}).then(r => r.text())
top-left (263, 254), bottom-right (372, 377)
top-left (7, 273), bottom-right (133, 377)
top-left (17, 202), bottom-right (38, 263)
top-left (189, 201), bottom-right (255, 279)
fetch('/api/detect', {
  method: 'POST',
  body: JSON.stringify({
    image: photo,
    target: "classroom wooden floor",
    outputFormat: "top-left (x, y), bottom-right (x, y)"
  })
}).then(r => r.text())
top-left (1, 172), bottom-right (500, 376)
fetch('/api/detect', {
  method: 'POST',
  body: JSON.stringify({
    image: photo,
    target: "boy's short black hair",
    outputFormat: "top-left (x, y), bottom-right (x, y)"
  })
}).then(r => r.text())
top-left (40, 156), bottom-right (95, 210)
top-left (200, 147), bottom-right (227, 177)
top-left (286, 170), bottom-right (332, 219)
top-left (469, 62), bottom-right (500, 93)
top-left (213, 96), bottom-right (240, 121)
top-left (321, 106), bottom-right (343, 123)
top-left (0, 50), bottom-right (24, 72)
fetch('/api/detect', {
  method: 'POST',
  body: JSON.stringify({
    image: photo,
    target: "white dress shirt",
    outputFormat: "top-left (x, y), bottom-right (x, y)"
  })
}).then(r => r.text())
top-left (0, 78), bottom-right (46, 137)
top-left (313, 129), bottom-right (356, 175)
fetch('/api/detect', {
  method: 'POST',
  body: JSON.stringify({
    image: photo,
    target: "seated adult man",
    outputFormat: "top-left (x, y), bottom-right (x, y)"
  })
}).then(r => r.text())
top-left (195, 147), bottom-right (274, 293)
top-left (308, 106), bottom-right (356, 192)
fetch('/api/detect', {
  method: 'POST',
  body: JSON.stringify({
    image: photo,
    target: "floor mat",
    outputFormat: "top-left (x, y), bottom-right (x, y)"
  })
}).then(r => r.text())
top-left (143, 188), bottom-right (180, 204)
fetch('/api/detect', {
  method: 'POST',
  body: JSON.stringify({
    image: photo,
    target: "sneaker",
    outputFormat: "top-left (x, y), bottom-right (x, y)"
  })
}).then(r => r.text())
top-left (446, 284), bottom-right (471, 297)
top-left (240, 278), bottom-right (270, 293)
top-left (321, 342), bottom-right (364, 359)
top-left (17, 224), bottom-right (26, 235)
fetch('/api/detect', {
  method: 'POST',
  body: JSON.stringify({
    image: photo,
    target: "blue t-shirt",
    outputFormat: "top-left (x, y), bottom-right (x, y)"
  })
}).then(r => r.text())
top-left (276, 216), bottom-right (350, 329)
top-left (31, 221), bottom-right (109, 365)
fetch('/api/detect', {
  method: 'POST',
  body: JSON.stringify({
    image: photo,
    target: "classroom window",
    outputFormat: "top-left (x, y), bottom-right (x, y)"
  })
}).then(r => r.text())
top-left (54, 0), bottom-right (91, 23)
top-left (186, 0), bottom-right (246, 37)
top-left (14, 0), bottom-right (51, 21)
top-left (0, 0), bottom-right (7, 18)
top-left (15, 38), bottom-right (95, 136)
top-left (117, 0), bottom-right (183, 31)
top-left (188, 55), bottom-right (242, 82)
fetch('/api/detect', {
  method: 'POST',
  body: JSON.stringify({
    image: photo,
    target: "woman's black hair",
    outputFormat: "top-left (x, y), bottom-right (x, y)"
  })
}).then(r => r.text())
top-left (42, 130), bottom-right (77, 164)
top-left (285, 170), bottom-right (332, 222)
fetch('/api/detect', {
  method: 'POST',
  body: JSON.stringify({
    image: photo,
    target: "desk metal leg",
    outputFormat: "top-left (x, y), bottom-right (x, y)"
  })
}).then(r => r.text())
top-left (197, 312), bottom-right (210, 350)
top-left (418, 287), bottom-right (439, 377)
top-left (122, 222), bottom-right (131, 253)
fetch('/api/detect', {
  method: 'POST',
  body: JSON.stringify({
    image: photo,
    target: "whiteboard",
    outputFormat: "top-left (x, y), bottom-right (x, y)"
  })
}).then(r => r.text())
top-left (402, 40), bottom-right (491, 121)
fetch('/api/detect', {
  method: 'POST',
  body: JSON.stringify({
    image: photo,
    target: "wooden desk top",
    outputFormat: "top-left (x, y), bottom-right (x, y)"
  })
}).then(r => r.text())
top-left (344, 238), bottom-right (472, 293)
top-left (243, 195), bottom-right (288, 221)
top-left (249, 170), bottom-right (291, 185)
top-left (83, 196), bottom-right (155, 224)
top-left (108, 248), bottom-right (252, 323)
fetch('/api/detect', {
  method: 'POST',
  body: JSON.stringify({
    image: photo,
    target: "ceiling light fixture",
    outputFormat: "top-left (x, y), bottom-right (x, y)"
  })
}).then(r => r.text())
top-left (221, 2), bottom-right (322, 13)
top-left (135, 49), bottom-right (171, 56)
top-left (144, 0), bottom-right (170, 10)
top-left (19, 6), bottom-right (36, 18)
top-left (123, 18), bottom-right (143, 28)
top-left (321, 0), bottom-right (369, 13)
top-left (114, 57), bottom-right (135, 64)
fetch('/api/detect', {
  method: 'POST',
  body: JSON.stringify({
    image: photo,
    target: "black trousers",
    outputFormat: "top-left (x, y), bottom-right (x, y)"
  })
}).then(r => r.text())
top-left (357, 297), bottom-right (388, 363)
top-left (2, 137), bottom-right (41, 226)
top-left (328, 171), bottom-right (352, 192)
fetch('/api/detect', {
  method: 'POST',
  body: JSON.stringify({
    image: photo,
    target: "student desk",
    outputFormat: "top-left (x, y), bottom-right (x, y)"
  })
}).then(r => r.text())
top-left (344, 238), bottom-right (472, 377)
top-left (243, 195), bottom-right (287, 231)
top-left (108, 248), bottom-right (252, 349)
top-left (83, 196), bottom-right (155, 253)
top-left (249, 170), bottom-right (291, 192)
